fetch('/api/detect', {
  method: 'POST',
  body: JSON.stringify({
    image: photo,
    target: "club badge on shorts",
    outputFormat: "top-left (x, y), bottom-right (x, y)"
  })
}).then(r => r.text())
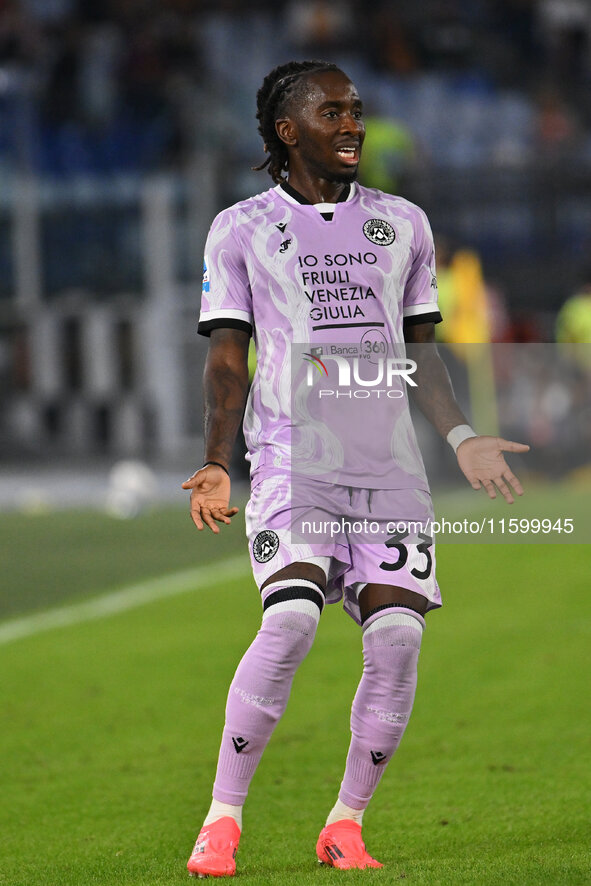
top-left (363, 218), bottom-right (395, 246)
top-left (252, 530), bottom-right (280, 563)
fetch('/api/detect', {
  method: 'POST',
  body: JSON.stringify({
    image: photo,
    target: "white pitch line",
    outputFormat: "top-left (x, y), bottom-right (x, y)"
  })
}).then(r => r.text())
top-left (0, 555), bottom-right (250, 647)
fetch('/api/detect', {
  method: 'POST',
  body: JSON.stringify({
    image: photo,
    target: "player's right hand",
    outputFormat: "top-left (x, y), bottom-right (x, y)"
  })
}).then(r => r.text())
top-left (182, 465), bottom-right (239, 533)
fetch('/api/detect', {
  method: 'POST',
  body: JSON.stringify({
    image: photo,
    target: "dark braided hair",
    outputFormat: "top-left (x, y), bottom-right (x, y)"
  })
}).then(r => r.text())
top-left (253, 60), bottom-right (341, 183)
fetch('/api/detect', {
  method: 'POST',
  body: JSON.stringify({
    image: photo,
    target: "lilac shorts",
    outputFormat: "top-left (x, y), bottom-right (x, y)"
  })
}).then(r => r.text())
top-left (245, 474), bottom-right (442, 625)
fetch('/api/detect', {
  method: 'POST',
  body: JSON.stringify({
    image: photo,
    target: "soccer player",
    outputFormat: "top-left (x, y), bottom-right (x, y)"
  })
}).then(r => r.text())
top-left (183, 60), bottom-right (529, 877)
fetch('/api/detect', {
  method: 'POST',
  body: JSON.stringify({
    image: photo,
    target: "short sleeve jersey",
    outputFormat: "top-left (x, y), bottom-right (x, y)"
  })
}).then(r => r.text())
top-left (199, 182), bottom-right (441, 490)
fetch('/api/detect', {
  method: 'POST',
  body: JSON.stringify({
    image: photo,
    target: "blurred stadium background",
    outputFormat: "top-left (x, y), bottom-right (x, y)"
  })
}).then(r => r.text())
top-left (0, 0), bottom-right (590, 504)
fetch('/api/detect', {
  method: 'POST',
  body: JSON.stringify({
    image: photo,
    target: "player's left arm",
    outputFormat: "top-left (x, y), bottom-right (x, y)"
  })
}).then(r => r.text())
top-left (404, 321), bottom-right (530, 504)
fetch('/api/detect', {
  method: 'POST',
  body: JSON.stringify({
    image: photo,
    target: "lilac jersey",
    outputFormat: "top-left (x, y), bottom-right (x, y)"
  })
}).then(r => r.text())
top-left (199, 183), bottom-right (441, 490)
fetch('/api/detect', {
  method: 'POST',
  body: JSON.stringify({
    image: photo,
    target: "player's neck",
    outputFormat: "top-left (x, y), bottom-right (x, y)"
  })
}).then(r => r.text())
top-left (284, 172), bottom-right (352, 205)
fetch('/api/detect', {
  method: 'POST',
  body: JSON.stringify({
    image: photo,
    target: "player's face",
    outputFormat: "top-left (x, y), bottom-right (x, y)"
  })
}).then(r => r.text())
top-left (281, 70), bottom-right (365, 184)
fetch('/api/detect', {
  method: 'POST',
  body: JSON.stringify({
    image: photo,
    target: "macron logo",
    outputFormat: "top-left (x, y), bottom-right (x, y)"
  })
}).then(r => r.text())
top-left (370, 750), bottom-right (387, 765)
top-left (232, 736), bottom-right (249, 754)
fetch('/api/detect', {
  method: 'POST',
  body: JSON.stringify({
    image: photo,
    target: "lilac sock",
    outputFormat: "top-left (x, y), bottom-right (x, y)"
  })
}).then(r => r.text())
top-left (212, 579), bottom-right (324, 805)
top-left (338, 608), bottom-right (425, 809)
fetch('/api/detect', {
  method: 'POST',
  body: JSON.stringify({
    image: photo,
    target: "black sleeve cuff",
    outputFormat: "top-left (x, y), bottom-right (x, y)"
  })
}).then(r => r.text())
top-left (403, 310), bottom-right (442, 327)
top-left (198, 318), bottom-right (253, 337)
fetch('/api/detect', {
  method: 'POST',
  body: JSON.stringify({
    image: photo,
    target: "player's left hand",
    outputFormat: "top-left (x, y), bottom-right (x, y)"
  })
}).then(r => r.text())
top-left (182, 465), bottom-right (239, 533)
top-left (456, 436), bottom-right (530, 504)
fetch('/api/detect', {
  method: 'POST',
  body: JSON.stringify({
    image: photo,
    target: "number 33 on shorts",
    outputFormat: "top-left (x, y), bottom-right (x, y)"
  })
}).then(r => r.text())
top-left (379, 531), bottom-right (433, 581)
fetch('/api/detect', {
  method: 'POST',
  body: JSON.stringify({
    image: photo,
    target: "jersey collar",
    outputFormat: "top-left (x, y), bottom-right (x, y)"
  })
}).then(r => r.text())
top-left (276, 181), bottom-right (355, 214)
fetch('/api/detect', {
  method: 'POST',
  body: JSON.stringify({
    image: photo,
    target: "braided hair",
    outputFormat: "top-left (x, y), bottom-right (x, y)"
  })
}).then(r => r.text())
top-left (254, 60), bottom-right (341, 183)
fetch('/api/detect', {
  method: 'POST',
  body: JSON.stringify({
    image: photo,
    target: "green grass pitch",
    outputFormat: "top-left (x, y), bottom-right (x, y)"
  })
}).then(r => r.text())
top-left (0, 503), bottom-right (589, 885)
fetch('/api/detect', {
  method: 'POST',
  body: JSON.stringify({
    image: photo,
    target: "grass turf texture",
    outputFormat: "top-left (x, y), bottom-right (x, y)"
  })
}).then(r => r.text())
top-left (0, 505), bottom-right (246, 620)
top-left (0, 505), bottom-right (590, 884)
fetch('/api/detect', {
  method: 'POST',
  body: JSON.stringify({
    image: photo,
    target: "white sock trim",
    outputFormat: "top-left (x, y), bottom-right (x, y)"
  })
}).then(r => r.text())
top-left (260, 578), bottom-right (325, 623)
top-left (363, 612), bottom-right (424, 637)
top-left (326, 798), bottom-right (365, 826)
top-left (203, 799), bottom-right (243, 830)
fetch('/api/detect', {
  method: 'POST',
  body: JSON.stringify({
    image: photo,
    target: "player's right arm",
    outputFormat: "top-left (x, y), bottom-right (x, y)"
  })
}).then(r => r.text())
top-left (182, 327), bottom-right (250, 533)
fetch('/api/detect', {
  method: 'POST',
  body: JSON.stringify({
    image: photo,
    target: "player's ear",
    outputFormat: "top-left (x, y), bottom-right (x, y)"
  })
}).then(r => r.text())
top-left (276, 118), bottom-right (297, 147)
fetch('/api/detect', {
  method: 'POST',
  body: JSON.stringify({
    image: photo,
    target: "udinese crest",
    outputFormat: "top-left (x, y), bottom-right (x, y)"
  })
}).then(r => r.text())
top-left (363, 218), bottom-right (395, 246)
top-left (252, 530), bottom-right (280, 563)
